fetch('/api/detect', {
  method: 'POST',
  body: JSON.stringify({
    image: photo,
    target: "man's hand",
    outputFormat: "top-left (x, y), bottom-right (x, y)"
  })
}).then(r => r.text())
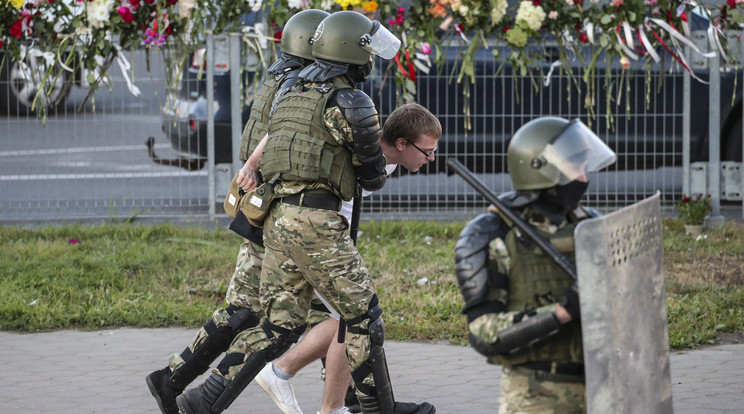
top-left (236, 159), bottom-right (260, 191)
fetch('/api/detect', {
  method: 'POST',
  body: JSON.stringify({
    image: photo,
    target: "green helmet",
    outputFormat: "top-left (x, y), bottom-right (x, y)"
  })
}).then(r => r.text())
top-left (311, 10), bottom-right (401, 65)
top-left (281, 9), bottom-right (330, 60)
top-left (507, 117), bottom-right (616, 190)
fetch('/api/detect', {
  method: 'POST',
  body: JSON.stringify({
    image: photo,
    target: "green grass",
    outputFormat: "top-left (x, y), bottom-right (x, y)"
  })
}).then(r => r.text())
top-left (1, 219), bottom-right (743, 350)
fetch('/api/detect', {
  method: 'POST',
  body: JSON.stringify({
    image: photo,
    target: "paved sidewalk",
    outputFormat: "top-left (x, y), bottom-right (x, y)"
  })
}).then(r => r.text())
top-left (1, 328), bottom-right (742, 413)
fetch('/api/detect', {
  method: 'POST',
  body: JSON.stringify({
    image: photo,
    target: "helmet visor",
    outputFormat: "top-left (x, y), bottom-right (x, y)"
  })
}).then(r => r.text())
top-left (538, 119), bottom-right (616, 185)
top-left (360, 21), bottom-right (401, 60)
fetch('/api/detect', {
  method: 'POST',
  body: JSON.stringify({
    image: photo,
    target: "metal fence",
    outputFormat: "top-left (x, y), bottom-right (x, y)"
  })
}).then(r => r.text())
top-left (0, 34), bottom-right (740, 225)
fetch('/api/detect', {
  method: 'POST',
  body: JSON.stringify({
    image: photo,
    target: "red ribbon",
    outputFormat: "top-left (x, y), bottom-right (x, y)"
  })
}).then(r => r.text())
top-left (394, 50), bottom-right (417, 82)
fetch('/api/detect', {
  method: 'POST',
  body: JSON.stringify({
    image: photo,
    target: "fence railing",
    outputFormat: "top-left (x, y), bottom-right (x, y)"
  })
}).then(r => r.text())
top-left (1, 33), bottom-right (742, 225)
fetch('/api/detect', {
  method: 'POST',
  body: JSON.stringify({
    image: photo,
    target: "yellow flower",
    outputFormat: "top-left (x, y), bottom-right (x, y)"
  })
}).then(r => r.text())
top-left (362, 1), bottom-right (378, 12)
top-left (10, 0), bottom-right (25, 9)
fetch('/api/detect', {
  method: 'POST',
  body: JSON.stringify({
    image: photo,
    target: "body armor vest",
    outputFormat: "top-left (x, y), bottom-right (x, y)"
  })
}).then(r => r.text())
top-left (488, 209), bottom-right (585, 367)
top-left (260, 77), bottom-right (359, 201)
top-left (239, 73), bottom-right (285, 161)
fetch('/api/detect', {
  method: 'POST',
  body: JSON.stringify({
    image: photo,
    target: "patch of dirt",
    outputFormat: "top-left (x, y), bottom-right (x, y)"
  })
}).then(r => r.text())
top-left (712, 332), bottom-right (744, 346)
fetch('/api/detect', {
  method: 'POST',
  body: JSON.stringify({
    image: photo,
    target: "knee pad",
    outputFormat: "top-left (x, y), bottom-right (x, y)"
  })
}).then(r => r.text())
top-left (344, 294), bottom-right (384, 342)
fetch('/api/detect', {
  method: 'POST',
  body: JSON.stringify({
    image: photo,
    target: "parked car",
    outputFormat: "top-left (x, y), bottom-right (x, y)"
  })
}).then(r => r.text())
top-left (0, 50), bottom-right (86, 116)
top-left (151, 7), bottom-right (743, 175)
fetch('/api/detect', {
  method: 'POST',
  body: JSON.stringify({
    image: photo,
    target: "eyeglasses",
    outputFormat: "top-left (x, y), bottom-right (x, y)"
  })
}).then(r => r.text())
top-left (405, 138), bottom-right (437, 158)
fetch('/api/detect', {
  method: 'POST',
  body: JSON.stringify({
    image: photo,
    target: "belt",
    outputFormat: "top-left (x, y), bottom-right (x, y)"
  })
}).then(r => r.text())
top-left (518, 362), bottom-right (585, 376)
top-left (280, 190), bottom-right (341, 211)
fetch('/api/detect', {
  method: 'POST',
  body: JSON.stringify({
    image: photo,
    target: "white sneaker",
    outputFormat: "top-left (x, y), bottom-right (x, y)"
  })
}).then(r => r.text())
top-left (316, 408), bottom-right (351, 414)
top-left (256, 362), bottom-right (304, 414)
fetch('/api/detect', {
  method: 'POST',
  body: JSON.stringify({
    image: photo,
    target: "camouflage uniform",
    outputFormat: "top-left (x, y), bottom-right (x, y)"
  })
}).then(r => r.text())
top-left (214, 101), bottom-right (375, 380)
top-left (461, 205), bottom-right (588, 414)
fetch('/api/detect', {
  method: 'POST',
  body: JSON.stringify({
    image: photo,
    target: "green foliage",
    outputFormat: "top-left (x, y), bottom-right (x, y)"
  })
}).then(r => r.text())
top-left (2, 219), bottom-right (743, 351)
top-left (675, 194), bottom-right (713, 225)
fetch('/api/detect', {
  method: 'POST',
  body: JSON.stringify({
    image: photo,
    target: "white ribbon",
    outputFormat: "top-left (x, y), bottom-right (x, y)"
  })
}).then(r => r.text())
top-left (622, 22), bottom-right (635, 51)
top-left (584, 20), bottom-right (595, 45)
top-left (638, 24), bottom-right (660, 63)
top-left (413, 52), bottom-right (431, 74)
top-left (648, 17), bottom-right (715, 58)
top-left (615, 29), bottom-right (638, 61)
top-left (708, 24), bottom-right (729, 64)
top-left (113, 44), bottom-right (141, 97)
top-left (543, 60), bottom-right (562, 87)
top-left (670, 36), bottom-right (710, 84)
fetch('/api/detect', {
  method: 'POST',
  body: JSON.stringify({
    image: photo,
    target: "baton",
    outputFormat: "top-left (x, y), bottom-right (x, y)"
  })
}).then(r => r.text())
top-left (447, 158), bottom-right (577, 280)
top-left (350, 195), bottom-right (362, 245)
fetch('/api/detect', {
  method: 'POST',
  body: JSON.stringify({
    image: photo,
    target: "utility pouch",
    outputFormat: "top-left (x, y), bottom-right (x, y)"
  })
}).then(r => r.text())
top-left (224, 173), bottom-right (244, 218)
top-left (240, 180), bottom-right (276, 228)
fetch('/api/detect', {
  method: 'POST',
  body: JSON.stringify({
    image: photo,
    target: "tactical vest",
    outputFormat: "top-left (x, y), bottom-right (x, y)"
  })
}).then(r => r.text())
top-left (239, 74), bottom-right (284, 161)
top-left (488, 208), bottom-right (585, 367)
top-left (260, 77), bottom-right (358, 201)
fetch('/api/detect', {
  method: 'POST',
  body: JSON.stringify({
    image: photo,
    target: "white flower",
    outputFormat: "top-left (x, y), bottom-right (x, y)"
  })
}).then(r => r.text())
top-left (566, 0), bottom-right (574, 5)
top-left (320, 0), bottom-right (334, 10)
top-left (87, 0), bottom-right (114, 29)
top-left (491, 0), bottom-right (508, 25)
top-left (516, 1), bottom-right (546, 31)
top-left (288, 0), bottom-right (303, 9)
top-left (458, 5), bottom-right (469, 17)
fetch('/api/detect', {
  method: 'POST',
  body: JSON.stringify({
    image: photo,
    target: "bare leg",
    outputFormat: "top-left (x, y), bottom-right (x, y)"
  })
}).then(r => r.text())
top-left (275, 317), bottom-right (336, 375)
top-left (320, 324), bottom-right (352, 414)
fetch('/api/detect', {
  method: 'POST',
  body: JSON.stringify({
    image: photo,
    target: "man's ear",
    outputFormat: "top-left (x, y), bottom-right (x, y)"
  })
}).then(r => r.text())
top-left (395, 137), bottom-right (407, 151)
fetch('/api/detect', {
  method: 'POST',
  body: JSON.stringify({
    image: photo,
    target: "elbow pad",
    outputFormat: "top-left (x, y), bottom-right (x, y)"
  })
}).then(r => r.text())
top-left (470, 311), bottom-right (562, 357)
top-left (333, 89), bottom-right (382, 163)
top-left (455, 213), bottom-right (508, 313)
top-left (356, 152), bottom-right (387, 191)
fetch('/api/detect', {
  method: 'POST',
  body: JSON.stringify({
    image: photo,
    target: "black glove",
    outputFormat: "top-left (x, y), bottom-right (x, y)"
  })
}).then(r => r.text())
top-left (559, 286), bottom-right (581, 321)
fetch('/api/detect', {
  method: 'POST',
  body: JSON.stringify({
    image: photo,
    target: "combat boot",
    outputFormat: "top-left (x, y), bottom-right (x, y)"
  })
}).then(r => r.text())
top-left (357, 396), bottom-right (436, 414)
top-left (146, 367), bottom-right (184, 414)
top-left (176, 372), bottom-right (229, 414)
top-left (345, 385), bottom-right (361, 413)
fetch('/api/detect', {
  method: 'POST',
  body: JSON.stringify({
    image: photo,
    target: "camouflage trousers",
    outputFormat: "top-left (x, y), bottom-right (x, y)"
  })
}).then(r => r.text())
top-left (167, 240), bottom-right (264, 374)
top-left (217, 202), bottom-right (377, 393)
top-left (498, 366), bottom-right (586, 414)
top-left (169, 239), bottom-right (331, 375)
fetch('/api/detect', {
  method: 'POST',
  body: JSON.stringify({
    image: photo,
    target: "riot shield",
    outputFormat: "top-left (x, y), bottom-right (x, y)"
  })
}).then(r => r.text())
top-left (574, 193), bottom-right (673, 413)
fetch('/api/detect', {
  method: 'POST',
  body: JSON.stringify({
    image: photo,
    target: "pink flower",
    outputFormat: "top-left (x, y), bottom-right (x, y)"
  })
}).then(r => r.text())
top-left (68, 239), bottom-right (81, 244)
top-left (620, 56), bottom-right (630, 68)
top-left (548, 10), bottom-right (558, 19)
top-left (644, 0), bottom-right (657, 5)
top-left (420, 42), bottom-right (431, 55)
top-left (118, 7), bottom-right (135, 24)
top-left (611, 0), bottom-right (623, 6)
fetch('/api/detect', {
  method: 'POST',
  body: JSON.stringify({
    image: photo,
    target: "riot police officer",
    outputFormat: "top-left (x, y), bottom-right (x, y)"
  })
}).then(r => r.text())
top-left (145, 9), bottom-right (329, 414)
top-left (454, 117), bottom-right (616, 413)
top-left (176, 10), bottom-right (436, 414)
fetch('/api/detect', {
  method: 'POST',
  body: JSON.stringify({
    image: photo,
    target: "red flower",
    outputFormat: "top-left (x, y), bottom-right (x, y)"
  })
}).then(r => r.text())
top-left (728, 0), bottom-right (736, 7)
top-left (118, 7), bottom-right (135, 24)
top-left (579, 33), bottom-right (589, 43)
top-left (532, 0), bottom-right (541, 5)
top-left (0, 40), bottom-right (3, 50)
top-left (273, 30), bottom-right (282, 43)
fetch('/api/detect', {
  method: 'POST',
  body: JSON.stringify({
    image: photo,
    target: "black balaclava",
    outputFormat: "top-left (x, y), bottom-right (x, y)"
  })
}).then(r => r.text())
top-left (540, 180), bottom-right (589, 212)
top-left (347, 60), bottom-right (373, 83)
